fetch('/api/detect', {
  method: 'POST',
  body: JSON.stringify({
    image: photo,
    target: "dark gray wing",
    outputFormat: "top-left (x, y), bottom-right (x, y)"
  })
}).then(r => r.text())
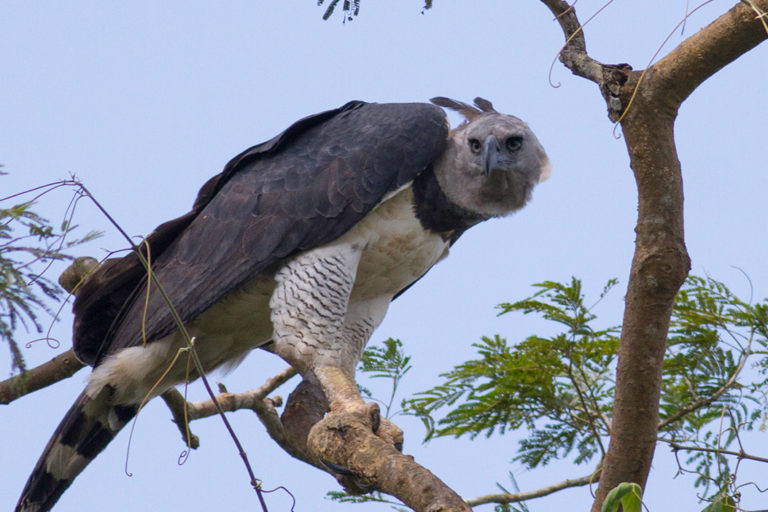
top-left (73, 101), bottom-right (449, 366)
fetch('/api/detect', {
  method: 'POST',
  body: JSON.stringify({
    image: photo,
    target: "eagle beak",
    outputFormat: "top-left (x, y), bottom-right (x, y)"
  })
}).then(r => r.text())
top-left (482, 135), bottom-right (502, 177)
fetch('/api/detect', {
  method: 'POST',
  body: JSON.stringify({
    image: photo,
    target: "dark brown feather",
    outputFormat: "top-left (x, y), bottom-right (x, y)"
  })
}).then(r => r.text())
top-left (430, 96), bottom-right (483, 121)
top-left (473, 97), bottom-right (497, 113)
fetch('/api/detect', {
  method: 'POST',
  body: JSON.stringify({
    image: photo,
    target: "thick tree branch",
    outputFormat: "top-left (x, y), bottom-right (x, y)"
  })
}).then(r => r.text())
top-left (308, 410), bottom-right (471, 512)
top-left (466, 471), bottom-right (598, 507)
top-left (595, 4), bottom-right (766, 508)
top-left (538, 2), bottom-right (767, 511)
top-left (0, 348), bottom-right (85, 404)
top-left (653, 0), bottom-right (768, 107)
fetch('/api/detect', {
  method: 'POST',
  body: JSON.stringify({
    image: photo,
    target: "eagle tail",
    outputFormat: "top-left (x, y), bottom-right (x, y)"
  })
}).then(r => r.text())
top-left (16, 388), bottom-right (137, 512)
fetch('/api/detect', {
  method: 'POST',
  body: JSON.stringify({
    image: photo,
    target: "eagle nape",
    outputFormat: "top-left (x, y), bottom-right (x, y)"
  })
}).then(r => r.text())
top-left (17, 96), bottom-right (549, 511)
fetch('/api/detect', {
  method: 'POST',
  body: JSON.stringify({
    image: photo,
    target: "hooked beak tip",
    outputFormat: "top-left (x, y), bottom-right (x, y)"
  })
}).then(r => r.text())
top-left (482, 135), bottom-right (501, 177)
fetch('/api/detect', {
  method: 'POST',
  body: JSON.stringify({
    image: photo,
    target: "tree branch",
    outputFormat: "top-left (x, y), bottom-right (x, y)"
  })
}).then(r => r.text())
top-left (666, 441), bottom-right (768, 465)
top-left (539, 0), bottom-right (603, 82)
top-left (307, 410), bottom-right (471, 512)
top-left (160, 371), bottom-right (470, 511)
top-left (466, 471), bottom-right (598, 507)
top-left (159, 366), bottom-right (297, 448)
top-left (538, 2), bottom-right (767, 511)
top-left (0, 348), bottom-right (85, 404)
top-left (652, 0), bottom-right (768, 107)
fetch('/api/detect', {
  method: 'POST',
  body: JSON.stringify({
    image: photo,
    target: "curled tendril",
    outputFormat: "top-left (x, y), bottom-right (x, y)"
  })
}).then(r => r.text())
top-left (25, 337), bottom-right (62, 349)
top-left (260, 485), bottom-right (298, 512)
top-left (177, 448), bottom-right (191, 466)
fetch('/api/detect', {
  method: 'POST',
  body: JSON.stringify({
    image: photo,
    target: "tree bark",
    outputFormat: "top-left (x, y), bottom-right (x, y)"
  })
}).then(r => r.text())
top-left (595, 5), bottom-right (767, 508)
top-left (538, 1), bottom-right (768, 510)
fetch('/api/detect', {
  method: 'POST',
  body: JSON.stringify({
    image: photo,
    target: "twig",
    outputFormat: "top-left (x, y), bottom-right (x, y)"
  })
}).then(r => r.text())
top-left (466, 471), bottom-right (598, 507)
top-left (539, 0), bottom-right (604, 83)
top-left (658, 340), bottom-right (751, 430)
top-left (666, 441), bottom-right (768, 465)
top-left (160, 366), bottom-right (297, 448)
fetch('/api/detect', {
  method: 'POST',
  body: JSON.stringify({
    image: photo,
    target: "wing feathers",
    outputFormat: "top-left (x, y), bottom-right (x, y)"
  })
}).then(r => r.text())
top-left (74, 101), bottom-right (449, 363)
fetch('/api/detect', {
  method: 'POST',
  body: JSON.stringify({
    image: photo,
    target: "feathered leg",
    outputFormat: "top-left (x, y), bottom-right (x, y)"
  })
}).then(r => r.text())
top-left (269, 243), bottom-right (403, 489)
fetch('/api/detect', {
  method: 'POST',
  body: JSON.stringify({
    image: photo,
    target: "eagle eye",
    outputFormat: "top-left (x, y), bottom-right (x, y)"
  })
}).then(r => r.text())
top-left (468, 138), bottom-right (482, 154)
top-left (505, 136), bottom-right (523, 152)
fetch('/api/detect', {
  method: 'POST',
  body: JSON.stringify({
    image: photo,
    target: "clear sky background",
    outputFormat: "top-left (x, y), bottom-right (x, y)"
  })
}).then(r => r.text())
top-left (1, 1), bottom-right (766, 511)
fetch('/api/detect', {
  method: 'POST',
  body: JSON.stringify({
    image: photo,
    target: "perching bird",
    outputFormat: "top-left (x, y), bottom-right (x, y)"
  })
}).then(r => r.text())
top-left (17, 97), bottom-right (551, 511)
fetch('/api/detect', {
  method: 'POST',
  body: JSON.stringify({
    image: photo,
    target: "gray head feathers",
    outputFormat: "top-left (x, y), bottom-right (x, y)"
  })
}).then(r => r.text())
top-left (431, 96), bottom-right (552, 218)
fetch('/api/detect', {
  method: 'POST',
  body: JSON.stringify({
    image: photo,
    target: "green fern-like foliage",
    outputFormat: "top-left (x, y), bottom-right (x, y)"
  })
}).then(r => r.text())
top-left (1, 174), bottom-right (100, 372)
top-left (403, 275), bottom-right (768, 504)
top-left (317, 0), bottom-right (433, 21)
top-left (405, 277), bottom-right (620, 468)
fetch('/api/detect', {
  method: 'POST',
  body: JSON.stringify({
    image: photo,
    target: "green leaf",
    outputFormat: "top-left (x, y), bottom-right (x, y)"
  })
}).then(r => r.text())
top-left (700, 492), bottom-right (736, 512)
top-left (601, 482), bottom-right (642, 512)
top-left (358, 338), bottom-right (412, 418)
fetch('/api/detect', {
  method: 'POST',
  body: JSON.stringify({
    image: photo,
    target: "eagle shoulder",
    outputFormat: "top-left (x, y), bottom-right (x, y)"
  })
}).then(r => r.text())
top-left (73, 101), bottom-right (450, 366)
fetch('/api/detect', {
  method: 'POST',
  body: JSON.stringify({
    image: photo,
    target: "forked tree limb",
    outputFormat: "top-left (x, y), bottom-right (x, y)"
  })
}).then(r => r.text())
top-left (537, 1), bottom-right (768, 511)
top-left (159, 366), bottom-right (298, 450)
top-left (653, 0), bottom-right (768, 106)
top-left (164, 373), bottom-right (471, 511)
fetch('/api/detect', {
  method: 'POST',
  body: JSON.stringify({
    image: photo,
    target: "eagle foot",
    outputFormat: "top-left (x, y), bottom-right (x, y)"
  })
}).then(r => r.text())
top-left (308, 400), bottom-right (405, 495)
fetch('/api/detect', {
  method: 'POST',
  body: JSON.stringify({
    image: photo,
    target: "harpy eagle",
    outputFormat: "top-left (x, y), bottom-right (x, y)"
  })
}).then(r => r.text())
top-left (17, 97), bottom-right (551, 511)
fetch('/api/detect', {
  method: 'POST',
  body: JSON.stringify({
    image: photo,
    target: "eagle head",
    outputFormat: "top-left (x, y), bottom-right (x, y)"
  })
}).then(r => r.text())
top-left (430, 96), bottom-right (551, 218)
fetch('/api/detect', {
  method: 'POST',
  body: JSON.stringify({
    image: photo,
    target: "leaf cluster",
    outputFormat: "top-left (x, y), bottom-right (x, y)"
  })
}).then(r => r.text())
top-left (405, 278), bottom-right (620, 468)
top-left (358, 337), bottom-right (412, 419)
top-left (317, 0), bottom-right (433, 21)
top-left (383, 274), bottom-right (768, 506)
top-left (1, 176), bottom-right (100, 373)
top-left (659, 275), bottom-right (768, 494)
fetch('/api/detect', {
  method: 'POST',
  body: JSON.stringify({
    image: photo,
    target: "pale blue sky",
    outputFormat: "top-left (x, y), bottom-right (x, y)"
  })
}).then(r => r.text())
top-left (2, 1), bottom-right (766, 511)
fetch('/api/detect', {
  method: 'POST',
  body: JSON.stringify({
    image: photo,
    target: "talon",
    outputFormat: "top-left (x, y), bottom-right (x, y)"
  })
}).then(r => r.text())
top-left (352, 477), bottom-right (377, 492)
top-left (322, 460), bottom-right (353, 476)
top-left (364, 402), bottom-right (381, 433)
top-left (322, 460), bottom-right (378, 492)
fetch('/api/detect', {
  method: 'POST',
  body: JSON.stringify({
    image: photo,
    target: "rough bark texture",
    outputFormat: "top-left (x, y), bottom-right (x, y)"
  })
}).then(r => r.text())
top-left (539, 1), bottom-right (768, 510)
top-left (280, 377), bottom-right (470, 511)
top-left (307, 408), bottom-right (471, 512)
top-left (602, 93), bottom-right (689, 504)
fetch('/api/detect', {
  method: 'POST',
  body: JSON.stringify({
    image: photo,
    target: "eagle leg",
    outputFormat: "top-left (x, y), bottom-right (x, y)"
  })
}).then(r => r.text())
top-left (309, 365), bottom-right (407, 492)
top-left (270, 243), bottom-right (405, 489)
top-left (314, 365), bottom-right (378, 429)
